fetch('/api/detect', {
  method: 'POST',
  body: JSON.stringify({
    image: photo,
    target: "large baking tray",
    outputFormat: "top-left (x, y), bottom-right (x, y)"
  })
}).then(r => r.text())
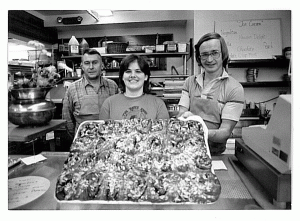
top-left (55, 117), bottom-right (220, 209)
top-left (73, 116), bottom-right (210, 158)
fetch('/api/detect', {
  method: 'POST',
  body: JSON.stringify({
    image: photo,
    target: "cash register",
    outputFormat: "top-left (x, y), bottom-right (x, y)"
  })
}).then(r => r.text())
top-left (236, 95), bottom-right (291, 209)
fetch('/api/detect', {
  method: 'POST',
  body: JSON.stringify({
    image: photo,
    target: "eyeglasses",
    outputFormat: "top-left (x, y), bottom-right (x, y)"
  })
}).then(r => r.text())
top-left (199, 51), bottom-right (221, 60)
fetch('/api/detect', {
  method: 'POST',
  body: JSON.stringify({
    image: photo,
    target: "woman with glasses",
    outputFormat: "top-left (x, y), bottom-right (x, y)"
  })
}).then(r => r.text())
top-left (99, 54), bottom-right (169, 120)
top-left (177, 32), bottom-right (244, 155)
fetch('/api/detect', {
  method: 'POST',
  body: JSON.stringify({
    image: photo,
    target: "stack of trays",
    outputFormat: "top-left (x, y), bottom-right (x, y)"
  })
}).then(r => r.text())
top-left (163, 79), bottom-right (185, 99)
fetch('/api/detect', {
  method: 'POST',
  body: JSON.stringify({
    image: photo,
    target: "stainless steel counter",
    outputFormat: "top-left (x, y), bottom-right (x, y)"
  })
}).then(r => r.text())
top-left (8, 152), bottom-right (261, 210)
top-left (8, 120), bottom-right (66, 152)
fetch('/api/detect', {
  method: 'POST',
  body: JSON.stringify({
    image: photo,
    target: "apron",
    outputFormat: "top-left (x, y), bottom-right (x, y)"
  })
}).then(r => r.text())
top-left (190, 79), bottom-right (226, 155)
top-left (74, 83), bottom-right (106, 133)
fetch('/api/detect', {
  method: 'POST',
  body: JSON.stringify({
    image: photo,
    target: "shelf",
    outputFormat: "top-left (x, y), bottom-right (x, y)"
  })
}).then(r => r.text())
top-left (62, 74), bottom-right (188, 82)
top-left (228, 59), bottom-right (290, 68)
top-left (62, 76), bottom-right (119, 81)
top-left (151, 75), bottom-right (188, 79)
top-left (61, 52), bottom-right (189, 59)
top-left (60, 79), bottom-right (290, 88)
top-left (150, 87), bottom-right (164, 91)
top-left (104, 66), bottom-right (161, 72)
top-left (61, 55), bottom-right (82, 59)
top-left (241, 81), bottom-right (290, 87)
top-left (151, 81), bottom-right (290, 90)
top-left (61, 52), bottom-right (190, 74)
top-left (161, 97), bottom-right (181, 101)
top-left (103, 52), bottom-right (189, 58)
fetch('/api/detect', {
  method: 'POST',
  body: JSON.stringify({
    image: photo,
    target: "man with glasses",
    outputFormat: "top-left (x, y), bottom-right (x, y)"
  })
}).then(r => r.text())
top-left (178, 32), bottom-right (244, 155)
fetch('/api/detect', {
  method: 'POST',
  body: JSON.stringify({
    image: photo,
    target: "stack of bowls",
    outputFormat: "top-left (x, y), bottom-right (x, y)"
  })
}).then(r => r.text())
top-left (8, 87), bottom-right (56, 126)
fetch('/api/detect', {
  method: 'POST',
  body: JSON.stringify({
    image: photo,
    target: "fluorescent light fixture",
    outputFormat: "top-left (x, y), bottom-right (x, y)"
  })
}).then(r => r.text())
top-left (87, 9), bottom-right (113, 21)
top-left (94, 9), bottom-right (113, 16)
top-left (87, 10), bottom-right (99, 21)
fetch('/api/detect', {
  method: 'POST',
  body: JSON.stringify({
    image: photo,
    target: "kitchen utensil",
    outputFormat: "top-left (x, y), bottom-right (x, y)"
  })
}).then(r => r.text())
top-left (8, 87), bottom-right (56, 126)
top-left (8, 99), bottom-right (56, 126)
top-left (10, 87), bottom-right (53, 100)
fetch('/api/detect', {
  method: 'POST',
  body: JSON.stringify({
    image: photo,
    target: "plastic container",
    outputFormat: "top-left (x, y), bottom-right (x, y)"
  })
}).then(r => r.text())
top-left (79, 38), bottom-right (89, 55)
top-left (177, 43), bottom-right (187, 52)
top-left (68, 36), bottom-right (79, 56)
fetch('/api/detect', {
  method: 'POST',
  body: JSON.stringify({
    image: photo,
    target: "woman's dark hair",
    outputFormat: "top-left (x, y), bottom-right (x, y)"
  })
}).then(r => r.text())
top-left (118, 54), bottom-right (151, 93)
top-left (194, 32), bottom-right (229, 69)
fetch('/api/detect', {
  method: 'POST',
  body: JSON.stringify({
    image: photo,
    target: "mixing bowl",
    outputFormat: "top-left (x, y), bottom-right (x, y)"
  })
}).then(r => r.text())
top-left (8, 99), bottom-right (56, 126)
top-left (10, 87), bottom-right (53, 100)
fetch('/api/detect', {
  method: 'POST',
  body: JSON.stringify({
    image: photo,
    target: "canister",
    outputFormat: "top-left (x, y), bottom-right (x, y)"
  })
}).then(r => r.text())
top-left (259, 102), bottom-right (266, 116)
top-left (155, 45), bottom-right (165, 52)
top-left (177, 43), bottom-right (187, 52)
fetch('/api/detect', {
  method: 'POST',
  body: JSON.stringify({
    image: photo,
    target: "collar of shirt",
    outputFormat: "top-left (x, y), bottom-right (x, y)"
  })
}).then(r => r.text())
top-left (195, 68), bottom-right (229, 87)
top-left (83, 75), bottom-right (108, 91)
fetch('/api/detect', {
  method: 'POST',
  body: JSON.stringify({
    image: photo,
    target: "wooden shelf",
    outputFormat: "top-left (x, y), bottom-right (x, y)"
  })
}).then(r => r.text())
top-left (241, 81), bottom-right (290, 87)
top-left (228, 59), bottom-right (290, 68)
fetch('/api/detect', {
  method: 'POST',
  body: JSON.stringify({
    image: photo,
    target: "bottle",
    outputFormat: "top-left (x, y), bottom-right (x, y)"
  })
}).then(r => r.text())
top-left (79, 38), bottom-right (89, 55)
top-left (68, 36), bottom-right (79, 56)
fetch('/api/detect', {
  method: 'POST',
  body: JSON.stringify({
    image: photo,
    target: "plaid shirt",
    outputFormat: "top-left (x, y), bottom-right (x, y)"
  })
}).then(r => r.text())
top-left (62, 75), bottom-right (119, 138)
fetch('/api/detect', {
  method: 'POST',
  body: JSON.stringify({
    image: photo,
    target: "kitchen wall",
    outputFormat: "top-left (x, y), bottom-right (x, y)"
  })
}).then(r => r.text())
top-left (57, 26), bottom-right (192, 77)
top-left (48, 10), bottom-right (291, 113)
top-left (193, 10), bottom-right (291, 113)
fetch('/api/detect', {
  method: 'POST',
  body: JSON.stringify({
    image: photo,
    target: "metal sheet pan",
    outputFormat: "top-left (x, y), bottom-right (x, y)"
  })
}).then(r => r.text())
top-left (55, 118), bottom-right (220, 209)
top-left (7, 152), bottom-right (258, 210)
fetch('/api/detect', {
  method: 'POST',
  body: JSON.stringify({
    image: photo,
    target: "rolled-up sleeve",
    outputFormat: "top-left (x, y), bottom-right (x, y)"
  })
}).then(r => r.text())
top-left (178, 78), bottom-right (191, 109)
top-left (178, 90), bottom-right (190, 109)
top-left (222, 85), bottom-right (244, 122)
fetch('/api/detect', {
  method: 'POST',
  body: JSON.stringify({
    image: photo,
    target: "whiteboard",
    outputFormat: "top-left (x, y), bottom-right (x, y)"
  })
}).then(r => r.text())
top-left (215, 19), bottom-right (282, 60)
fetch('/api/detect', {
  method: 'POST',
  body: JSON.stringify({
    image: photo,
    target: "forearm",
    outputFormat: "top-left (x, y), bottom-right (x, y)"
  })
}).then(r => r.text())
top-left (208, 119), bottom-right (236, 143)
top-left (208, 128), bottom-right (232, 143)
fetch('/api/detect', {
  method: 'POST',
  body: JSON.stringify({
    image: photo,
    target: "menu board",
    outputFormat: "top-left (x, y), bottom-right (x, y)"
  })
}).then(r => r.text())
top-left (215, 19), bottom-right (282, 60)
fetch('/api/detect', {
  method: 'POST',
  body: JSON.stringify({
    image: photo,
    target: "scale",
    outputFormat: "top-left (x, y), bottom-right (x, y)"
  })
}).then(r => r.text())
top-left (236, 95), bottom-right (291, 209)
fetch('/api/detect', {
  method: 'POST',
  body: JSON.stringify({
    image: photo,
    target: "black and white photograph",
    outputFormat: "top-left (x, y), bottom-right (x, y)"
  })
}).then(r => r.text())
top-left (4, 1), bottom-right (298, 219)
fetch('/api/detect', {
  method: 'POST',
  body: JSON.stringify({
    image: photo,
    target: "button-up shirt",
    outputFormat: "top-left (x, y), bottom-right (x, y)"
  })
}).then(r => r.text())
top-left (62, 75), bottom-right (119, 138)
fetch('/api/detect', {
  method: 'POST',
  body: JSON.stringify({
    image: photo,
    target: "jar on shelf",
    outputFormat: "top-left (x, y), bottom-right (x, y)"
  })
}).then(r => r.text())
top-left (68, 36), bottom-right (79, 56)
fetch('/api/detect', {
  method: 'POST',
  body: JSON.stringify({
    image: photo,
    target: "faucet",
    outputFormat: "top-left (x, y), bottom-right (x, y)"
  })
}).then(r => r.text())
top-left (171, 66), bottom-right (179, 75)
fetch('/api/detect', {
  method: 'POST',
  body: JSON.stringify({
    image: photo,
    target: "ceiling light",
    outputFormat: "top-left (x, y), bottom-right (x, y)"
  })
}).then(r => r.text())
top-left (87, 10), bottom-right (99, 21)
top-left (94, 10), bottom-right (113, 17)
top-left (87, 9), bottom-right (113, 21)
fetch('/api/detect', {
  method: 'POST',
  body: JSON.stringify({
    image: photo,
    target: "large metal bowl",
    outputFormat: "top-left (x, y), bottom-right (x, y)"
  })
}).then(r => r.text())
top-left (8, 99), bottom-right (56, 126)
top-left (10, 87), bottom-right (53, 100)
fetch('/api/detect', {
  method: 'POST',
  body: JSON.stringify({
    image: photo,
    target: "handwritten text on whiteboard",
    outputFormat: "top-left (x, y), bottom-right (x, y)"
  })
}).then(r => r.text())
top-left (215, 19), bottom-right (282, 60)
